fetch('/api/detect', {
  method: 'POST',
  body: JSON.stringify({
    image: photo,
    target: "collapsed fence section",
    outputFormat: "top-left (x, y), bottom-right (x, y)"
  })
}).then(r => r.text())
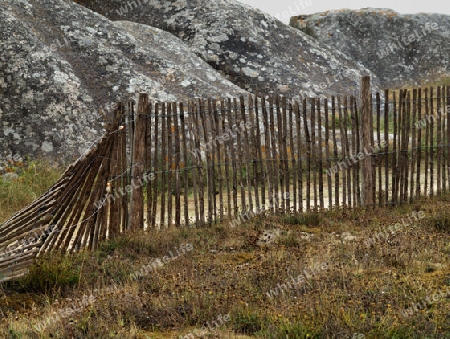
top-left (0, 109), bottom-right (124, 280)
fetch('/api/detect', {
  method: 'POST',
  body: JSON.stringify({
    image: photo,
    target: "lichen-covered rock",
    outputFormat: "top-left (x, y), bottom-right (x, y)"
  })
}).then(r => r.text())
top-left (2, 0), bottom-right (385, 166)
top-left (74, 0), bottom-right (379, 98)
top-left (0, 0), bottom-right (246, 165)
top-left (290, 8), bottom-right (450, 88)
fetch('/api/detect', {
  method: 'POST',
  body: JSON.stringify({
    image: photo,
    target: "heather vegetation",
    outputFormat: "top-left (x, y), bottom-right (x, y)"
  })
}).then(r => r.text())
top-left (1, 164), bottom-right (450, 338)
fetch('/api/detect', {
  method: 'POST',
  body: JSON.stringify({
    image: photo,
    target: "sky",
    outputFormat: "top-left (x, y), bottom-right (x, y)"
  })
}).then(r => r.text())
top-left (237, 0), bottom-right (450, 24)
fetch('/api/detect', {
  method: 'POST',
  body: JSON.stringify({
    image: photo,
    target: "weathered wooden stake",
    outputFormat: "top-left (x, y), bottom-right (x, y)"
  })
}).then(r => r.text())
top-left (360, 76), bottom-right (374, 207)
top-left (130, 94), bottom-right (147, 230)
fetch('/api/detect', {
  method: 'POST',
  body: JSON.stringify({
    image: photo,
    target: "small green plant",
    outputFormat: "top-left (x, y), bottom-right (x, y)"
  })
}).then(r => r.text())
top-left (263, 320), bottom-right (322, 339)
top-left (386, 325), bottom-right (416, 338)
top-left (279, 231), bottom-right (300, 247)
top-left (283, 213), bottom-right (321, 226)
top-left (426, 211), bottom-right (450, 232)
top-left (232, 310), bottom-right (264, 335)
top-left (283, 215), bottom-right (302, 225)
top-left (14, 253), bottom-right (79, 296)
top-left (98, 236), bottom-right (131, 258)
top-left (7, 327), bottom-right (22, 339)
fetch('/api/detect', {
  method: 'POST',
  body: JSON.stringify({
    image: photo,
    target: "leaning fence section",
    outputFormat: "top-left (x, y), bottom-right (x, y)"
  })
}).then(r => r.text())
top-left (0, 108), bottom-right (124, 280)
top-left (0, 80), bottom-right (449, 281)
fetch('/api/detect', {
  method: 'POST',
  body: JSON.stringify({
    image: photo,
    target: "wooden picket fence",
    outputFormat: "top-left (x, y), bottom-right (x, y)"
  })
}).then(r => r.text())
top-left (0, 77), bottom-right (449, 281)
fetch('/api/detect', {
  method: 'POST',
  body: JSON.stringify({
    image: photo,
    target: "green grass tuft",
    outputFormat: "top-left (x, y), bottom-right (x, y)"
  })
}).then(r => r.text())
top-left (14, 253), bottom-right (80, 296)
top-left (0, 161), bottom-right (62, 223)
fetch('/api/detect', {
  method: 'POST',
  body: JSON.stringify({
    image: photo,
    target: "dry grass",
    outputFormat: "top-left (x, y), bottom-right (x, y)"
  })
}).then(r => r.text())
top-left (395, 76), bottom-right (450, 90)
top-left (1, 193), bottom-right (450, 338)
top-left (2, 163), bottom-right (450, 337)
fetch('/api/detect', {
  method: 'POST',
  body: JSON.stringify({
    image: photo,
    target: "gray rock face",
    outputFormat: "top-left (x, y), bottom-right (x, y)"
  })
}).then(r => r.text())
top-left (1, 0), bottom-right (386, 166)
top-left (290, 8), bottom-right (450, 88)
top-left (0, 0), bottom-right (246, 165)
top-left (73, 0), bottom-right (379, 98)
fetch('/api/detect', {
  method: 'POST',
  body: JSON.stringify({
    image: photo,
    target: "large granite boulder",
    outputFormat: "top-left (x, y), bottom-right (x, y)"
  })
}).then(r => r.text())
top-left (290, 8), bottom-right (450, 88)
top-left (0, 0), bottom-right (246, 165)
top-left (1, 0), bottom-right (386, 166)
top-left (73, 0), bottom-right (379, 98)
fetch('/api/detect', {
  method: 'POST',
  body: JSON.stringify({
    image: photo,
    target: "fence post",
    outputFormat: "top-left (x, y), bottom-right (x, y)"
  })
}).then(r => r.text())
top-left (360, 76), bottom-right (374, 207)
top-left (129, 94), bottom-right (148, 230)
